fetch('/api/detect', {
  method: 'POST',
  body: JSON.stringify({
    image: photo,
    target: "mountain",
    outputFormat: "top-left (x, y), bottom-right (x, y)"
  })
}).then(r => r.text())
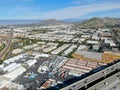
top-left (0, 19), bottom-right (42, 25)
top-left (35, 19), bottom-right (68, 26)
top-left (75, 17), bottom-right (120, 29)
top-left (62, 18), bottom-right (86, 23)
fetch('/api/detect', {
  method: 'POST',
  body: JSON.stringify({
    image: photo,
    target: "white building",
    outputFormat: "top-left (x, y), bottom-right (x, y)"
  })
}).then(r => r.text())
top-left (63, 45), bottom-right (77, 56)
top-left (77, 45), bottom-right (88, 51)
top-left (38, 65), bottom-right (49, 73)
top-left (43, 46), bottom-right (57, 53)
top-left (4, 66), bottom-right (26, 80)
top-left (0, 76), bottom-right (11, 89)
top-left (104, 38), bottom-right (116, 47)
top-left (3, 54), bottom-right (25, 64)
top-left (51, 44), bottom-right (70, 55)
top-left (12, 48), bottom-right (25, 55)
top-left (4, 82), bottom-right (25, 90)
top-left (87, 40), bottom-right (99, 45)
top-left (2, 63), bottom-right (21, 72)
top-left (25, 59), bottom-right (37, 67)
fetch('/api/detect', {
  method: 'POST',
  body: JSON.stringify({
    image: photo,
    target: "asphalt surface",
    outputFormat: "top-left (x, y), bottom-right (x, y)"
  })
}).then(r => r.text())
top-left (88, 72), bottom-right (120, 90)
top-left (13, 56), bottom-right (73, 90)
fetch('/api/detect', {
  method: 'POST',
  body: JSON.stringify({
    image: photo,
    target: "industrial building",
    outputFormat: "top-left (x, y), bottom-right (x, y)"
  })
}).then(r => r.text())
top-left (62, 44), bottom-right (77, 56)
top-left (51, 44), bottom-right (70, 55)
top-left (72, 50), bottom-right (120, 63)
top-left (4, 66), bottom-right (26, 80)
top-left (60, 58), bottom-right (101, 76)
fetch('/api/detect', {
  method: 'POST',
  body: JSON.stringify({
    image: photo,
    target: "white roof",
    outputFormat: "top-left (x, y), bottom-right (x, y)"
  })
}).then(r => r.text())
top-left (37, 41), bottom-right (46, 45)
top-left (51, 44), bottom-right (70, 54)
top-left (43, 46), bottom-right (57, 52)
top-left (81, 35), bottom-right (90, 38)
top-left (105, 39), bottom-right (116, 47)
top-left (79, 38), bottom-right (86, 42)
top-left (26, 59), bottom-right (37, 67)
top-left (12, 48), bottom-right (24, 54)
top-left (47, 42), bottom-right (58, 46)
top-left (5, 82), bottom-right (25, 90)
top-left (3, 63), bottom-right (21, 72)
top-left (0, 64), bottom-right (4, 69)
top-left (34, 53), bottom-right (49, 58)
top-left (63, 45), bottom-right (77, 55)
top-left (0, 76), bottom-right (10, 89)
top-left (78, 45), bottom-right (88, 50)
top-left (4, 54), bottom-right (24, 64)
top-left (40, 66), bottom-right (48, 71)
top-left (4, 66), bottom-right (26, 80)
top-left (87, 40), bottom-right (99, 45)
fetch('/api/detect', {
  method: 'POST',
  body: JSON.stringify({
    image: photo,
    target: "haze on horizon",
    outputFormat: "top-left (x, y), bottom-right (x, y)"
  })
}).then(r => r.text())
top-left (0, 0), bottom-right (120, 20)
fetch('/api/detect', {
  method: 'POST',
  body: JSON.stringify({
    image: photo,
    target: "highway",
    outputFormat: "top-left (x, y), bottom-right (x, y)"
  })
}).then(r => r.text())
top-left (87, 71), bottom-right (120, 90)
top-left (110, 82), bottom-right (120, 90)
top-left (0, 29), bottom-right (13, 61)
top-left (59, 61), bottom-right (120, 90)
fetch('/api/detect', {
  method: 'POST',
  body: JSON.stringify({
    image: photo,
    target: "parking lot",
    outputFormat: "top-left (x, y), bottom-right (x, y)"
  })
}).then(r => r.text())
top-left (12, 56), bottom-right (73, 90)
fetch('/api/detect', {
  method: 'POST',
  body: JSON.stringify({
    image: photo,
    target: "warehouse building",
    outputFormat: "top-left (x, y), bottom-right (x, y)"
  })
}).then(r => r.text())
top-left (12, 48), bottom-right (25, 55)
top-left (51, 44), bottom-right (70, 55)
top-left (3, 54), bottom-right (25, 64)
top-left (61, 58), bottom-right (100, 76)
top-left (2, 82), bottom-right (25, 90)
top-left (63, 45), bottom-right (77, 56)
top-left (2, 63), bottom-right (21, 73)
top-left (86, 40), bottom-right (99, 45)
top-left (0, 76), bottom-right (11, 89)
top-left (25, 59), bottom-right (37, 67)
top-left (4, 66), bottom-right (26, 80)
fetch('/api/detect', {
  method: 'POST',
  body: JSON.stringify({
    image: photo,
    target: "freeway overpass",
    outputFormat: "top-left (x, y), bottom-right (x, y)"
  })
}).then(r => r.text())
top-left (88, 71), bottom-right (120, 90)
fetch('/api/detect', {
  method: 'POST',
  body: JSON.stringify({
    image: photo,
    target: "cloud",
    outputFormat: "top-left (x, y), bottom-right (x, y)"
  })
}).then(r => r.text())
top-left (40, 2), bottom-right (120, 19)
top-left (1, 0), bottom-right (119, 19)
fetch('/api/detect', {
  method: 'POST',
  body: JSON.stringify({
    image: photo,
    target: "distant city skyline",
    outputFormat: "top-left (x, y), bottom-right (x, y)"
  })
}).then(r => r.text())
top-left (0, 0), bottom-right (120, 19)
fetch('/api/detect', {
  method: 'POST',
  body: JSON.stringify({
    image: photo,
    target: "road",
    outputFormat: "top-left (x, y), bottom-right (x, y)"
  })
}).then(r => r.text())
top-left (60, 61), bottom-right (120, 90)
top-left (88, 71), bottom-right (120, 90)
top-left (0, 29), bottom-right (13, 61)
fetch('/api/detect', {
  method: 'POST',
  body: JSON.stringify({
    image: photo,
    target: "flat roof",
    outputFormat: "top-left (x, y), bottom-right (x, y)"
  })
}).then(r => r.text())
top-left (74, 51), bottom-right (102, 60)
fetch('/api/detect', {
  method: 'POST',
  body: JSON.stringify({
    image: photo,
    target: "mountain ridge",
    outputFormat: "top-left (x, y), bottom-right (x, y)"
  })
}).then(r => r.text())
top-left (75, 17), bottom-right (120, 29)
top-left (35, 19), bottom-right (69, 26)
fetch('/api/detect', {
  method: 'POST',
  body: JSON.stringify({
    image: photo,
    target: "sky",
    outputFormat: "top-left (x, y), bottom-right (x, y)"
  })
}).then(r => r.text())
top-left (0, 0), bottom-right (120, 20)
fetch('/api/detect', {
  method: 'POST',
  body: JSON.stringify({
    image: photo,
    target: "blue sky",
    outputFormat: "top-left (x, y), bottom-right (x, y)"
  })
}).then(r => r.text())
top-left (0, 0), bottom-right (120, 19)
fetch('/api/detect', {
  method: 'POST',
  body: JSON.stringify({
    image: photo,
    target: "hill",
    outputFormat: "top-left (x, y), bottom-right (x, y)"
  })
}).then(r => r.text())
top-left (62, 18), bottom-right (86, 23)
top-left (35, 19), bottom-right (68, 26)
top-left (75, 17), bottom-right (120, 29)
